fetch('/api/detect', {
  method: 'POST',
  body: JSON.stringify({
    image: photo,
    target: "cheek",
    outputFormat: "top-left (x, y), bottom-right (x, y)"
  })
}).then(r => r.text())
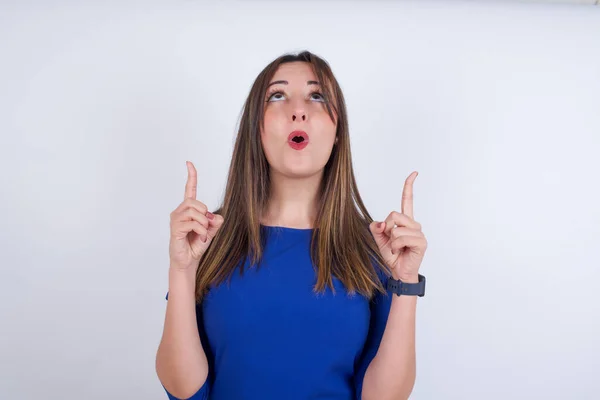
top-left (261, 109), bottom-right (285, 159)
top-left (312, 110), bottom-right (337, 139)
top-left (310, 102), bottom-right (336, 125)
top-left (262, 108), bottom-right (286, 139)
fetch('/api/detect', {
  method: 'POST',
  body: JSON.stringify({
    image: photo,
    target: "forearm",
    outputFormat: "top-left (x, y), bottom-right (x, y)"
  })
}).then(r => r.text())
top-left (362, 275), bottom-right (418, 400)
top-left (156, 268), bottom-right (208, 399)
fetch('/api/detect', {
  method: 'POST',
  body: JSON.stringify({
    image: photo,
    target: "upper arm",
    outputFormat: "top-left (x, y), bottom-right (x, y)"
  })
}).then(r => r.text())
top-left (354, 269), bottom-right (392, 399)
top-left (161, 292), bottom-right (212, 400)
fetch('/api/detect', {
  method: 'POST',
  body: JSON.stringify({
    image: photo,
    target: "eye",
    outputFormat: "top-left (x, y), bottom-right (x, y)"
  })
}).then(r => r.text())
top-left (265, 90), bottom-right (327, 103)
top-left (310, 91), bottom-right (325, 102)
top-left (266, 91), bottom-right (285, 102)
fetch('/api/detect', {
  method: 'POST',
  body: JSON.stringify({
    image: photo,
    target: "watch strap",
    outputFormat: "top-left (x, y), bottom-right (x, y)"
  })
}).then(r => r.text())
top-left (386, 274), bottom-right (426, 297)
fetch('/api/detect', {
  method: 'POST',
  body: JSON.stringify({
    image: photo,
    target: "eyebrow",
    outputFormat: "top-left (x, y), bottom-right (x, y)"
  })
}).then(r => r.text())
top-left (267, 80), bottom-right (320, 88)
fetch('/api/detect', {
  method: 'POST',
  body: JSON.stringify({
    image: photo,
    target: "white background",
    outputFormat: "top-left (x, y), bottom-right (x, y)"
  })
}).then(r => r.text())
top-left (1, 1), bottom-right (599, 399)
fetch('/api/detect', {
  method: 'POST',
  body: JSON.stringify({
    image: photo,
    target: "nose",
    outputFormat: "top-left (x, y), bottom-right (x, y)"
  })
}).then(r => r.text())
top-left (289, 97), bottom-right (307, 122)
top-left (292, 112), bottom-right (306, 122)
top-left (291, 101), bottom-right (307, 122)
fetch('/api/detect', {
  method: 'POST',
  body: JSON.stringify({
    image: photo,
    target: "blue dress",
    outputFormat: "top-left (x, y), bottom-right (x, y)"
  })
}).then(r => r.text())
top-left (163, 225), bottom-right (392, 400)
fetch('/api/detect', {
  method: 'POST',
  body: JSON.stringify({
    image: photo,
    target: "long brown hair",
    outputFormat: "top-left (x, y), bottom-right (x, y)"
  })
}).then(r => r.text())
top-left (196, 50), bottom-right (390, 301)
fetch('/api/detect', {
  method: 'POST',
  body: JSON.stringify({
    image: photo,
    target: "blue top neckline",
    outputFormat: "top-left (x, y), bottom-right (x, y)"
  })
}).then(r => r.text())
top-left (260, 224), bottom-right (314, 231)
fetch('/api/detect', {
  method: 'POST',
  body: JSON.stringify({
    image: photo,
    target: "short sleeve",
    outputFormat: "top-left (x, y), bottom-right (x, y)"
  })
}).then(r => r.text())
top-left (353, 269), bottom-right (392, 400)
top-left (162, 292), bottom-right (212, 400)
top-left (162, 381), bottom-right (209, 400)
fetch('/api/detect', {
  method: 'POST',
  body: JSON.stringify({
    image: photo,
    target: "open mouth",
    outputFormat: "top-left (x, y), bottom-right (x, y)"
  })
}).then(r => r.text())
top-left (288, 130), bottom-right (309, 143)
top-left (288, 130), bottom-right (309, 149)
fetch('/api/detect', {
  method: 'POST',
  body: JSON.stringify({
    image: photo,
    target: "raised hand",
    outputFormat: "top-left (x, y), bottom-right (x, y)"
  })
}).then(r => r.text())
top-left (169, 161), bottom-right (224, 272)
top-left (369, 171), bottom-right (427, 282)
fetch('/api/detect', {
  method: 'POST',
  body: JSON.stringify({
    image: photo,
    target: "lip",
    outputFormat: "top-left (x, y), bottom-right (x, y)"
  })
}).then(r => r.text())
top-left (287, 130), bottom-right (309, 150)
top-left (288, 130), bottom-right (309, 143)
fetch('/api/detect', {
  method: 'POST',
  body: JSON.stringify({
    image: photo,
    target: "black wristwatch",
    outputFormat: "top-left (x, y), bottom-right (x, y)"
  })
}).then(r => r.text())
top-left (387, 274), bottom-right (426, 297)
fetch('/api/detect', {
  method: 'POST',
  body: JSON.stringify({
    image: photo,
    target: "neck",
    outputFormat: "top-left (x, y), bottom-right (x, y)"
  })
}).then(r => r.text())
top-left (261, 168), bottom-right (323, 229)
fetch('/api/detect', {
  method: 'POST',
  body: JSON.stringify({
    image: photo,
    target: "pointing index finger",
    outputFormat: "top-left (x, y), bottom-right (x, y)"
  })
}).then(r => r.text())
top-left (184, 161), bottom-right (197, 200)
top-left (401, 171), bottom-right (418, 219)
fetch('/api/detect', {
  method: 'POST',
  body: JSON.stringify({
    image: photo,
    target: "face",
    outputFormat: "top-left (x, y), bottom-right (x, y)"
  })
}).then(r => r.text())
top-left (261, 62), bottom-right (338, 178)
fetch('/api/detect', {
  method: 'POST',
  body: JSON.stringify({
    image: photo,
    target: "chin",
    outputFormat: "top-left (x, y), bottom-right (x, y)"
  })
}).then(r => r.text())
top-left (283, 162), bottom-right (327, 178)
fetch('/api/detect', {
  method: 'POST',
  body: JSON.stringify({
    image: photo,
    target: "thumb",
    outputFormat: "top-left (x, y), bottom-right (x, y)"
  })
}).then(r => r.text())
top-left (206, 213), bottom-right (224, 240)
top-left (370, 220), bottom-right (386, 234)
top-left (369, 220), bottom-right (387, 246)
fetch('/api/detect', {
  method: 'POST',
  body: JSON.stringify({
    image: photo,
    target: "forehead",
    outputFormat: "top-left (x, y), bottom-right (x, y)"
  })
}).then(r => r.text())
top-left (271, 62), bottom-right (317, 83)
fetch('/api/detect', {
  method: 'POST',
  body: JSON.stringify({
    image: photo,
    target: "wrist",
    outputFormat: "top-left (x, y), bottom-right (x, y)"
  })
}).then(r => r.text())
top-left (393, 273), bottom-right (420, 284)
top-left (168, 267), bottom-right (197, 290)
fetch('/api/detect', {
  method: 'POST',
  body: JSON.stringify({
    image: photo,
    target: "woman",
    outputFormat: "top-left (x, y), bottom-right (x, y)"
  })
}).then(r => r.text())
top-left (155, 50), bottom-right (427, 400)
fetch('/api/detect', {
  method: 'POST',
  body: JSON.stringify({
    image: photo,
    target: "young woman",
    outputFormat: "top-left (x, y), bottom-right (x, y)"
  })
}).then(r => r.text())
top-left (155, 50), bottom-right (428, 400)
